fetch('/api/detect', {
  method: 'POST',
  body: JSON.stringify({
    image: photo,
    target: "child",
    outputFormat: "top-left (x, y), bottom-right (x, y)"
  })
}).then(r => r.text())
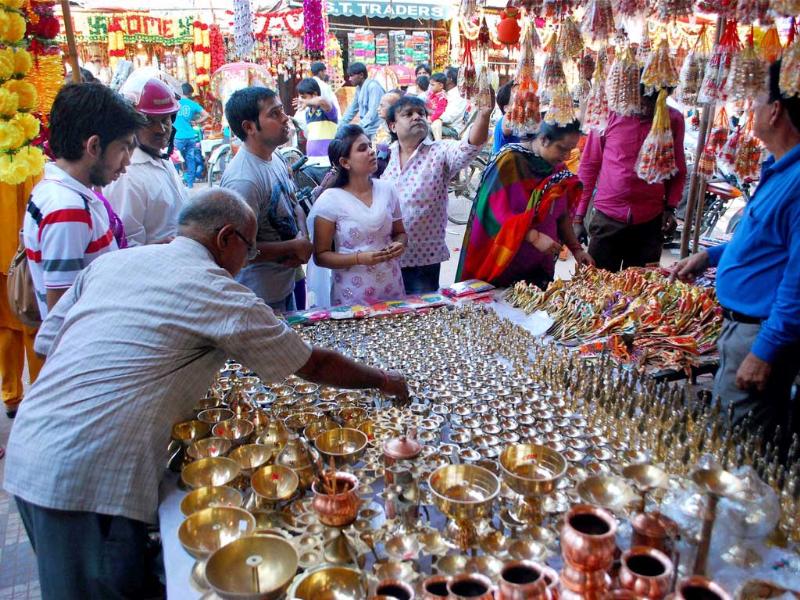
top-left (426, 73), bottom-right (448, 141)
top-left (293, 78), bottom-right (338, 183)
top-left (413, 75), bottom-right (430, 101)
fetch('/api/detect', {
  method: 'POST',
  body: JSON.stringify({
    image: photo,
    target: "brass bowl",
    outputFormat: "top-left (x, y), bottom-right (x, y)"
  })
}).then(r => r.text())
top-left (180, 485), bottom-right (243, 517)
top-left (197, 408), bottom-right (235, 425)
top-left (499, 444), bottom-right (567, 497)
top-left (172, 419), bottom-right (211, 446)
top-left (577, 476), bottom-right (637, 512)
top-left (384, 533), bottom-right (420, 561)
top-left (314, 428), bottom-right (368, 465)
top-left (250, 410), bottom-right (270, 434)
top-left (428, 463), bottom-right (500, 521)
top-left (284, 411), bottom-right (319, 435)
top-left (294, 382), bottom-right (319, 396)
top-left (435, 554), bottom-right (468, 576)
top-left (622, 464), bottom-right (669, 492)
top-left (194, 397), bottom-right (223, 412)
top-left (374, 560), bottom-right (417, 582)
top-left (178, 506), bottom-right (256, 559)
top-left (205, 534), bottom-right (298, 600)
top-left (213, 418), bottom-right (255, 447)
top-left (186, 437), bottom-right (233, 462)
top-left (289, 566), bottom-right (368, 600)
top-left (691, 468), bottom-right (744, 497)
top-left (251, 464), bottom-right (299, 503)
top-left (304, 418), bottom-right (341, 441)
top-left (229, 444), bottom-right (274, 475)
top-left (182, 456), bottom-right (241, 489)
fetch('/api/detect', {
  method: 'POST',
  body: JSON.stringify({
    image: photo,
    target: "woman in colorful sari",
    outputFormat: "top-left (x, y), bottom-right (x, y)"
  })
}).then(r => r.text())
top-left (456, 120), bottom-right (594, 289)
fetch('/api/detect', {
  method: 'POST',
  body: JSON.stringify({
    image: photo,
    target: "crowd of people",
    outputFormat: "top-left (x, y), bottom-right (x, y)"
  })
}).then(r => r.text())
top-left (0, 56), bottom-right (798, 599)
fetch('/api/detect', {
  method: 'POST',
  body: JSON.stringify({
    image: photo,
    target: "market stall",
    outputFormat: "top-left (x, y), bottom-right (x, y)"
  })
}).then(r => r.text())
top-left (162, 288), bottom-right (799, 598)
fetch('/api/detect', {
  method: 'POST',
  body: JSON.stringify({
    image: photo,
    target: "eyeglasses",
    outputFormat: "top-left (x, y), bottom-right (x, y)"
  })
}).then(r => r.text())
top-left (216, 227), bottom-right (260, 260)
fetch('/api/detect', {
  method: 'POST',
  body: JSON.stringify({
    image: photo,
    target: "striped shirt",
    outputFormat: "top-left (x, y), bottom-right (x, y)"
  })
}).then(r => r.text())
top-left (305, 105), bottom-right (338, 167)
top-left (23, 163), bottom-right (118, 317)
top-left (3, 236), bottom-right (312, 523)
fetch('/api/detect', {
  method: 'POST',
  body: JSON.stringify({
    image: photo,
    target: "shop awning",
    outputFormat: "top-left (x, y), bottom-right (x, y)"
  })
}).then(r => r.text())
top-left (327, 0), bottom-right (452, 20)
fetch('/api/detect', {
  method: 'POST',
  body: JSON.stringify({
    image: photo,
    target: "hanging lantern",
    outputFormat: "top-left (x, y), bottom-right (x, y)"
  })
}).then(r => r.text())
top-left (539, 34), bottom-right (566, 104)
top-left (635, 89), bottom-right (677, 184)
top-left (496, 5), bottom-right (521, 46)
top-left (544, 83), bottom-right (576, 126)
top-left (606, 47), bottom-right (641, 116)
top-left (698, 20), bottom-right (741, 105)
top-left (506, 24), bottom-right (542, 137)
top-left (581, 0), bottom-right (616, 45)
top-left (641, 39), bottom-right (679, 95)
top-left (556, 16), bottom-right (583, 60)
top-left (583, 53), bottom-right (609, 132)
top-left (724, 31), bottom-right (768, 103)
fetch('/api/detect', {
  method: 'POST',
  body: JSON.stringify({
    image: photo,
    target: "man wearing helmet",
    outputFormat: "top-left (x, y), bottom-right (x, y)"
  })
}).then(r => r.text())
top-left (105, 78), bottom-right (190, 247)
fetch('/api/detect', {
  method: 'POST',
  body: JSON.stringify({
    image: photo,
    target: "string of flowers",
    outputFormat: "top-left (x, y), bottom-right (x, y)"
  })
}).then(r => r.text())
top-left (0, 0), bottom-right (45, 185)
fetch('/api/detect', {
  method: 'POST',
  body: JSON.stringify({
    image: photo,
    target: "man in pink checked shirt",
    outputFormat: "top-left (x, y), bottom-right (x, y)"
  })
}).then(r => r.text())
top-left (574, 89), bottom-right (687, 271)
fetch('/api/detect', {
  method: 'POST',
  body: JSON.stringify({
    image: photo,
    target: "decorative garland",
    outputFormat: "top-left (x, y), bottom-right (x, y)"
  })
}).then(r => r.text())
top-left (0, 0), bottom-right (45, 185)
top-left (193, 21), bottom-right (210, 86)
top-left (303, 0), bottom-right (325, 54)
top-left (254, 8), bottom-right (303, 42)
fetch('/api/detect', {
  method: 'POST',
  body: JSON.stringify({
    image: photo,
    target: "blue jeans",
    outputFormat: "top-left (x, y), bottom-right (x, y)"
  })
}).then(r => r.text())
top-left (15, 497), bottom-right (163, 600)
top-left (401, 263), bottom-right (441, 294)
top-left (268, 293), bottom-right (297, 313)
top-left (175, 137), bottom-right (199, 187)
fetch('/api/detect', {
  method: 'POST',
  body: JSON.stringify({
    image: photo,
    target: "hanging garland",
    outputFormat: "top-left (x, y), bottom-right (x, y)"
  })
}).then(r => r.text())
top-left (303, 0), bottom-right (325, 54)
top-left (0, 0), bottom-right (45, 185)
top-left (193, 21), bottom-right (210, 86)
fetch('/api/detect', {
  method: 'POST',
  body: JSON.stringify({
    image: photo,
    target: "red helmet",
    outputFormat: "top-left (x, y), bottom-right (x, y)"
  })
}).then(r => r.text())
top-left (129, 78), bottom-right (180, 116)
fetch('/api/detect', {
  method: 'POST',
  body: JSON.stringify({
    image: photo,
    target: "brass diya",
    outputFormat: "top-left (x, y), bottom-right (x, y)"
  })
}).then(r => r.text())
top-left (182, 456), bottom-right (241, 489)
top-left (499, 444), bottom-right (566, 525)
top-left (172, 419), bottom-right (212, 446)
top-left (275, 435), bottom-right (318, 491)
top-left (691, 468), bottom-right (744, 576)
top-left (255, 418), bottom-right (290, 450)
top-left (622, 464), bottom-right (669, 511)
top-left (304, 418), bottom-right (341, 441)
top-left (289, 565), bottom-right (368, 600)
top-left (428, 463), bottom-right (500, 551)
top-left (251, 464), bottom-right (299, 509)
top-left (178, 506), bottom-right (256, 559)
top-left (197, 408), bottom-right (235, 425)
top-left (204, 534), bottom-right (298, 600)
top-left (314, 428), bottom-right (368, 466)
top-left (180, 485), bottom-right (243, 517)
top-left (186, 437), bottom-right (233, 466)
top-left (212, 418), bottom-right (255, 447)
top-left (228, 444), bottom-right (274, 478)
top-left (284, 411), bottom-right (319, 435)
top-left (576, 475), bottom-right (637, 514)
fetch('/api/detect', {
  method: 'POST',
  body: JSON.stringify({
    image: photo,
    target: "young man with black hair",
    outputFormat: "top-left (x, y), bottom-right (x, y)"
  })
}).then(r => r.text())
top-left (339, 62), bottom-right (385, 139)
top-left (576, 86), bottom-right (687, 271)
top-left (310, 61), bottom-right (341, 117)
top-left (382, 93), bottom-right (492, 293)
top-left (672, 60), bottom-right (800, 453)
top-left (293, 77), bottom-right (338, 181)
top-left (22, 83), bottom-right (145, 319)
top-left (439, 66), bottom-right (468, 137)
top-left (493, 80), bottom-right (520, 154)
top-left (220, 87), bottom-right (313, 312)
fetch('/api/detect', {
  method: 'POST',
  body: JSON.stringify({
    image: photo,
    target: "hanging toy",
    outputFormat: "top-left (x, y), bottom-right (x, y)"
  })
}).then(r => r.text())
top-left (581, 0), bottom-right (616, 45)
top-left (544, 83), bottom-right (577, 126)
top-left (539, 33), bottom-right (566, 104)
top-left (698, 20), bottom-right (741, 105)
top-left (635, 89), bottom-right (677, 184)
top-left (458, 41), bottom-right (478, 99)
top-left (583, 52), bottom-right (609, 132)
top-left (675, 26), bottom-right (711, 106)
top-left (507, 24), bottom-right (542, 137)
top-left (606, 46), bottom-right (641, 116)
top-left (724, 29), bottom-right (768, 103)
top-left (759, 26), bottom-right (782, 64)
top-left (731, 113), bottom-right (762, 182)
top-left (641, 39), bottom-right (679, 95)
top-left (556, 15), bottom-right (584, 60)
top-left (496, 4), bottom-right (522, 46)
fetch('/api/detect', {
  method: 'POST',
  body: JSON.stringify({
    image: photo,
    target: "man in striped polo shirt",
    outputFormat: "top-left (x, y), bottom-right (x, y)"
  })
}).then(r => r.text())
top-left (23, 83), bottom-right (146, 318)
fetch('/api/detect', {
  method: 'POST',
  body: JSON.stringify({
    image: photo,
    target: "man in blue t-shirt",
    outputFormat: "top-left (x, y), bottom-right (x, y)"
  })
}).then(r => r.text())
top-left (175, 83), bottom-right (209, 188)
top-left (492, 80), bottom-right (520, 155)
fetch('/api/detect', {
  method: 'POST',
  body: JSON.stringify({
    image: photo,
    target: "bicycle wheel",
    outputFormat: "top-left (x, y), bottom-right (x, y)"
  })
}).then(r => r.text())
top-left (447, 155), bottom-right (487, 225)
top-left (207, 147), bottom-right (231, 187)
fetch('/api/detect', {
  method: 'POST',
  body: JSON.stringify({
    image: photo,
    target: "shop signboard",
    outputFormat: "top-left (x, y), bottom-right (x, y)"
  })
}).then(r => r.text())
top-left (328, 0), bottom-right (452, 20)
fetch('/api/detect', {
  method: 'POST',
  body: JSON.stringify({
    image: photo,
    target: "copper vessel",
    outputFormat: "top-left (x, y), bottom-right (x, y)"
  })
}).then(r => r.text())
top-left (630, 511), bottom-right (679, 555)
top-left (541, 566), bottom-right (559, 600)
top-left (311, 471), bottom-right (361, 527)
top-left (420, 575), bottom-right (450, 600)
top-left (674, 577), bottom-right (731, 600)
top-left (383, 429), bottom-right (422, 466)
top-left (447, 573), bottom-right (494, 600)
top-left (374, 579), bottom-right (415, 600)
top-left (559, 563), bottom-right (611, 593)
top-left (497, 560), bottom-right (550, 600)
top-left (561, 504), bottom-right (618, 571)
top-left (618, 547), bottom-right (673, 600)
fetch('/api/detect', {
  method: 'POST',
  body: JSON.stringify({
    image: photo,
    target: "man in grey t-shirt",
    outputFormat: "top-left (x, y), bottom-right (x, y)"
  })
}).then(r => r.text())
top-left (221, 87), bottom-right (313, 310)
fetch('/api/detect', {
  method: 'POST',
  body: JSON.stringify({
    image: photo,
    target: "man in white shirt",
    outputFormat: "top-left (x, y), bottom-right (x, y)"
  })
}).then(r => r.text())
top-left (23, 83), bottom-right (144, 319)
top-left (105, 78), bottom-right (189, 246)
top-left (310, 61), bottom-right (342, 118)
top-left (439, 67), bottom-right (468, 137)
top-left (5, 188), bottom-right (409, 600)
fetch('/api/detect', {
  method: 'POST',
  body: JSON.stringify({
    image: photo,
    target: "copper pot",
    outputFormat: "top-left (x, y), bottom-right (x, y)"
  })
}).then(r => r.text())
top-left (383, 429), bottom-right (422, 467)
top-left (497, 560), bottom-right (550, 600)
top-left (541, 566), bottom-right (559, 600)
top-left (674, 577), bottom-right (731, 600)
top-left (559, 563), bottom-right (611, 594)
top-left (420, 575), bottom-right (450, 600)
top-left (311, 472), bottom-right (361, 527)
top-left (447, 573), bottom-right (494, 600)
top-left (375, 578), bottom-right (415, 600)
top-left (619, 547), bottom-right (673, 600)
top-left (561, 504), bottom-right (617, 571)
top-left (559, 584), bottom-right (612, 600)
top-left (630, 511), bottom-right (679, 555)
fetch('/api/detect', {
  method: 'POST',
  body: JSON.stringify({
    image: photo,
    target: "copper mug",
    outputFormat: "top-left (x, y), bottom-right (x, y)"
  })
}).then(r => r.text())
top-left (497, 560), bottom-right (550, 600)
top-left (619, 546), bottom-right (673, 600)
top-left (561, 504), bottom-right (618, 571)
top-left (374, 579), bottom-right (415, 600)
top-left (420, 575), bottom-right (450, 600)
top-left (447, 573), bottom-right (494, 600)
top-left (541, 566), bottom-right (559, 600)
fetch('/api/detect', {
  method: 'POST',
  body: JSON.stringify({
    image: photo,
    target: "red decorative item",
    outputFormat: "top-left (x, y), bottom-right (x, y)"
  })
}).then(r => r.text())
top-left (698, 20), bottom-right (741, 105)
top-left (458, 41), bottom-right (478, 99)
top-left (209, 25), bottom-right (226, 76)
top-left (496, 5), bottom-right (521, 46)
